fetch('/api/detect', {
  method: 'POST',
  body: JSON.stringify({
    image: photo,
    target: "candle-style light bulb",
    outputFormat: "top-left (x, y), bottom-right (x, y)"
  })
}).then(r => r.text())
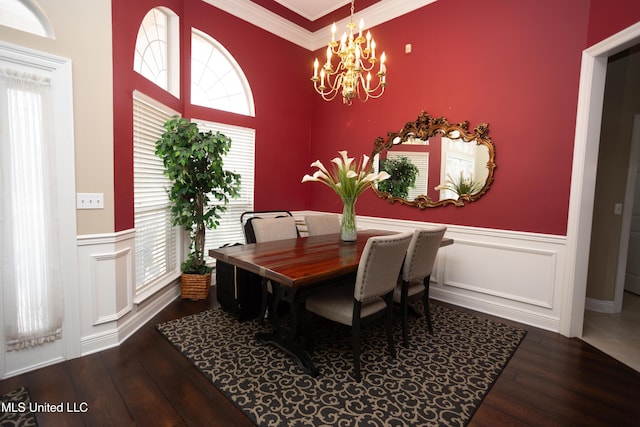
top-left (331, 23), bottom-right (337, 42)
top-left (359, 18), bottom-right (364, 38)
top-left (313, 58), bottom-right (319, 78)
top-left (371, 39), bottom-right (376, 60)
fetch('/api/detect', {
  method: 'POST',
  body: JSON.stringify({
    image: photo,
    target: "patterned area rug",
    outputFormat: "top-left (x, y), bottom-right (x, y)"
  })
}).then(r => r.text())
top-left (157, 303), bottom-right (526, 426)
top-left (0, 387), bottom-right (38, 426)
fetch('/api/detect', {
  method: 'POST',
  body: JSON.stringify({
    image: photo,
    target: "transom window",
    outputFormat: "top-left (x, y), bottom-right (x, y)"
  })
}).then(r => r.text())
top-left (191, 28), bottom-right (255, 116)
top-left (0, 0), bottom-right (54, 38)
top-left (134, 7), bottom-right (179, 97)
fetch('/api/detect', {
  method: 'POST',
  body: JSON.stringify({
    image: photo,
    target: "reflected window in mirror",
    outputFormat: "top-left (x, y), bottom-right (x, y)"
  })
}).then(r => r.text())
top-left (372, 111), bottom-right (495, 209)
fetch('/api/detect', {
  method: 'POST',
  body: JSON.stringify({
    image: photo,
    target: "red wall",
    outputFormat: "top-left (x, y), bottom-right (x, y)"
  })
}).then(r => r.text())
top-left (587, 0), bottom-right (640, 46)
top-left (306, 0), bottom-right (593, 235)
top-left (113, 0), bottom-right (640, 236)
top-left (112, 0), bottom-right (312, 231)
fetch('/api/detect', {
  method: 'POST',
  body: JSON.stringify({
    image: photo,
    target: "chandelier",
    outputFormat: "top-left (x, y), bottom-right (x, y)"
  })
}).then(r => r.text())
top-left (311, 0), bottom-right (387, 105)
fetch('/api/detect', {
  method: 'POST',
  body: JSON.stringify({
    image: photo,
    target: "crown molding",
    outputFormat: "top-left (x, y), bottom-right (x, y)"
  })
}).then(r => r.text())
top-left (202, 0), bottom-right (437, 51)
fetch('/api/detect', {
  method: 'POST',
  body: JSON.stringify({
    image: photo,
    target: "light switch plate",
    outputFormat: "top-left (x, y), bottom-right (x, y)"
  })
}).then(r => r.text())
top-left (77, 193), bottom-right (104, 209)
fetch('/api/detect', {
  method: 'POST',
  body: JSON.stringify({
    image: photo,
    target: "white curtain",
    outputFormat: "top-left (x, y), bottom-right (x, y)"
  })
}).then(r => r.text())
top-left (0, 67), bottom-right (63, 351)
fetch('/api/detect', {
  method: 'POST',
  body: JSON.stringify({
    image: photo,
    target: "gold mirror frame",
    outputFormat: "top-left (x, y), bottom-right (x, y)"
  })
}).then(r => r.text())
top-left (372, 111), bottom-right (496, 208)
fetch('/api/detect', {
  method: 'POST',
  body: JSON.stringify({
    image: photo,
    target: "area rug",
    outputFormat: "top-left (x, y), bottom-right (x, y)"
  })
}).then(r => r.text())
top-left (0, 387), bottom-right (38, 426)
top-left (157, 303), bottom-right (526, 426)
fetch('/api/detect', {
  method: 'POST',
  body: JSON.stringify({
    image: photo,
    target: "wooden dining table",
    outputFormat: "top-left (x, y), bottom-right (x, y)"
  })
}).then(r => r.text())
top-left (208, 229), bottom-right (453, 376)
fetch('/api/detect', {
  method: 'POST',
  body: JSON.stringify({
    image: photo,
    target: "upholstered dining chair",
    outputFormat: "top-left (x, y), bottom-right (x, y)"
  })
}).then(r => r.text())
top-left (393, 226), bottom-right (447, 347)
top-left (305, 214), bottom-right (340, 236)
top-left (305, 231), bottom-right (413, 382)
top-left (251, 216), bottom-right (299, 322)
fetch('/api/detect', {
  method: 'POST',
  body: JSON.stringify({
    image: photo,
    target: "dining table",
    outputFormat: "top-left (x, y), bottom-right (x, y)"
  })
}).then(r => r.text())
top-left (208, 229), bottom-right (453, 376)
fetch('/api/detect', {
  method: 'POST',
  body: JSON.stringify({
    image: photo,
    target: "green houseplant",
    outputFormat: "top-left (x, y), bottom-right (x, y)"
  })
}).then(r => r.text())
top-left (377, 156), bottom-right (419, 199)
top-left (156, 116), bottom-right (240, 299)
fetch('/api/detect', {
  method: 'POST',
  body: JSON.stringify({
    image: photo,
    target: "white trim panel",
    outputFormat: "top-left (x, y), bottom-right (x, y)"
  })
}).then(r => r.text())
top-left (443, 239), bottom-right (557, 309)
top-left (91, 248), bottom-right (133, 325)
top-left (77, 230), bottom-right (179, 356)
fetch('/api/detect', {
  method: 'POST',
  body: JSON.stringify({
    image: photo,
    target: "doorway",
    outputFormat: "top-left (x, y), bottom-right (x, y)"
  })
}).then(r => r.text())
top-left (564, 21), bottom-right (640, 339)
top-left (580, 47), bottom-right (640, 371)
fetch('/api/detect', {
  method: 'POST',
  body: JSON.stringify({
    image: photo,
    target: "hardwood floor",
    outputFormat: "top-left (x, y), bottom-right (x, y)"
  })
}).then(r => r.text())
top-left (1, 294), bottom-right (639, 426)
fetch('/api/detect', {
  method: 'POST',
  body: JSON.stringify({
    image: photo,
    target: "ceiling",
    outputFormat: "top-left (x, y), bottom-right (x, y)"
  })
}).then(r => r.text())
top-left (270, 0), bottom-right (354, 21)
top-left (203, 0), bottom-right (436, 50)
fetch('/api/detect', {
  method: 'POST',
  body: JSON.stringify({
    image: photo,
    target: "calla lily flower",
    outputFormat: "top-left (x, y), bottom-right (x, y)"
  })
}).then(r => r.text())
top-left (301, 150), bottom-right (390, 201)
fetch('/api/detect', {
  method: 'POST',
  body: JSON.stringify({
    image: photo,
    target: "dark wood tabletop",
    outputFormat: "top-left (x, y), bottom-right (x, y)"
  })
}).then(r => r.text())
top-left (208, 229), bottom-right (453, 288)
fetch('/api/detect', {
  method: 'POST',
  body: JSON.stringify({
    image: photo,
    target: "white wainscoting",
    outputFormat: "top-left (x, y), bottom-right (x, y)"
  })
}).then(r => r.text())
top-left (296, 211), bottom-right (568, 332)
top-left (77, 230), bottom-right (179, 356)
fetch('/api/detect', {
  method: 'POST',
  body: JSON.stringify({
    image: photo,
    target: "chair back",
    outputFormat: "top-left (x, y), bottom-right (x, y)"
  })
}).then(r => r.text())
top-left (241, 210), bottom-right (296, 243)
top-left (305, 214), bottom-right (340, 236)
top-left (402, 226), bottom-right (447, 283)
top-left (251, 216), bottom-right (299, 242)
top-left (354, 232), bottom-right (413, 302)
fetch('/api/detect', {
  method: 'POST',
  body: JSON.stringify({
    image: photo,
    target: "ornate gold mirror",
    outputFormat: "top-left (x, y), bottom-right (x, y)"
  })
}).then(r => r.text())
top-left (372, 111), bottom-right (495, 208)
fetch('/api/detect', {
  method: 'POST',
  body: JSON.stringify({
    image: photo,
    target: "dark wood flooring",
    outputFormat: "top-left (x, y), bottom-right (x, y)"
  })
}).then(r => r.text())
top-left (1, 293), bottom-right (639, 426)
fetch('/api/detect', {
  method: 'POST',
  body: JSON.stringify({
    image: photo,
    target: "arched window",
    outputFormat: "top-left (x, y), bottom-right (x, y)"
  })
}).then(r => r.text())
top-left (134, 7), bottom-right (179, 97)
top-left (0, 0), bottom-right (54, 38)
top-left (191, 28), bottom-right (255, 116)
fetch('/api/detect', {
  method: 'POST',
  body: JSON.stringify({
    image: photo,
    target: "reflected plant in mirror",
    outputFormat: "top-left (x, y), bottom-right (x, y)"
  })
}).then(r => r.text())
top-left (378, 156), bottom-right (419, 199)
top-left (372, 111), bottom-right (496, 208)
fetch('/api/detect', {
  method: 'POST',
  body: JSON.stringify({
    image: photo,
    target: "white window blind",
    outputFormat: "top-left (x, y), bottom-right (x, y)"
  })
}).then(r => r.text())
top-left (195, 120), bottom-right (255, 253)
top-left (133, 92), bottom-right (180, 291)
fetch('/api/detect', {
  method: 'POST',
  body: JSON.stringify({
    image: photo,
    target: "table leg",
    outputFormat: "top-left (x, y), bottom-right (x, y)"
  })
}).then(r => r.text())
top-left (255, 281), bottom-right (319, 376)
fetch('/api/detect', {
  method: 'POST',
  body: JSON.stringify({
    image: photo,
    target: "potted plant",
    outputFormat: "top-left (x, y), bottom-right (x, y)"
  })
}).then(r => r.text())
top-left (156, 116), bottom-right (241, 300)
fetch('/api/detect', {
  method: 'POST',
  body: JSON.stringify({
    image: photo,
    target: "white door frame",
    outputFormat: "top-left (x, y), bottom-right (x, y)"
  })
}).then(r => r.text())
top-left (0, 42), bottom-right (79, 378)
top-left (563, 22), bottom-right (640, 337)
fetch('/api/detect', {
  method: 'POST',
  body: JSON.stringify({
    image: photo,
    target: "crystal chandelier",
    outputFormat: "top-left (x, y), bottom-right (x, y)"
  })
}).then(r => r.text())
top-left (311, 0), bottom-right (387, 105)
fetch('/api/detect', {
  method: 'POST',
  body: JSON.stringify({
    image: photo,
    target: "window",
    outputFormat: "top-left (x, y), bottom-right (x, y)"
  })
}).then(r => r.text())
top-left (440, 137), bottom-right (480, 200)
top-left (134, 7), bottom-right (179, 96)
top-left (0, 0), bottom-right (54, 38)
top-left (133, 91), bottom-right (180, 295)
top-left (132, 23), bottom-right (255, 291)
top-left (191, 28), bottom-right (255, 116)
top-left (195, 120), bottom-right (255, 252)
top-left (0, 58), bottom-right (66, 350)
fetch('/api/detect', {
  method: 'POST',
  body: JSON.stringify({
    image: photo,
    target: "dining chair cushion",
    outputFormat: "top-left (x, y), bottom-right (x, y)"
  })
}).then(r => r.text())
top-left (305, 284), bottom-right (387, 326)
top-left (252, 216), bottom-right (298, 242)
top-left (305, 214), bottom-right (340, 236)
top-left (392, 281), bottom-right (424, 301)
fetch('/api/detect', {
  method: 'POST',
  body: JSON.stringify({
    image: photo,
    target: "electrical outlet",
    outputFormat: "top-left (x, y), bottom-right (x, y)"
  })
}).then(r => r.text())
top-left (77, 193), bottom-right (104, 209)
top-left (614, 203), bottom-right (623, 215)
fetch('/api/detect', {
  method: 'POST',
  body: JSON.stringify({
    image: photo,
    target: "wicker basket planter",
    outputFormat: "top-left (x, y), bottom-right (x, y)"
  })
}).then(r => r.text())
top-left (180, 272), bottom-right (211, 300)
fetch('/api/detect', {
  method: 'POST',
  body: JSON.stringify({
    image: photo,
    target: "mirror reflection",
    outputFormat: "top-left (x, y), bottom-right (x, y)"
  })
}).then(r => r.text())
top-left (372, 111), bottom-right (496, 208)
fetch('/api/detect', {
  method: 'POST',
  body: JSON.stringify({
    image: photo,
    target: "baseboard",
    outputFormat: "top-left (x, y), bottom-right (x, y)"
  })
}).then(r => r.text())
top-left (585, 297), bottom-right (616, 313)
